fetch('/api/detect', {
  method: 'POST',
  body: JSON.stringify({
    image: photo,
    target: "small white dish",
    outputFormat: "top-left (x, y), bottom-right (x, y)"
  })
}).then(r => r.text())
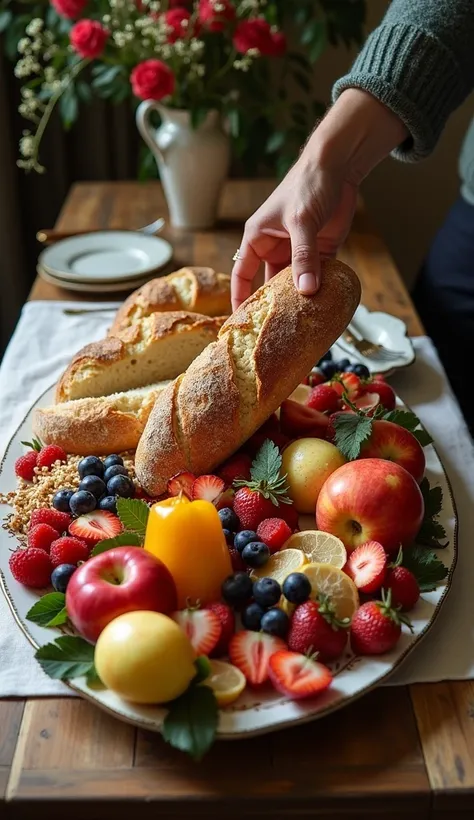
top-left (38, 231), bottom-right (173, 284)
top-left (37, 266), bottom-right (154, 294)
top-left (332, 305), bottom-right (416, 374)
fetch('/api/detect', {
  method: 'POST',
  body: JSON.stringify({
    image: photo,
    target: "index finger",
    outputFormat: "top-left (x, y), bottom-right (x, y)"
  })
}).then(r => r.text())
top-left (231, 238), bottom-right (261, 311)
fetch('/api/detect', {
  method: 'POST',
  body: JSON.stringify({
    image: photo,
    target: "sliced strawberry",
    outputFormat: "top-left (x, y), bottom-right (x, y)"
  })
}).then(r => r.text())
top-left (172, 608), bottom-right (221, 656)
top-left (280, 399), bottom-right (329, 439)
top-left (331, 372), bottom-right (361, 400)
top-left (205, 602), bottom-right (235, 657)
top-left (192, 474), bottom-right (225, 503)
top-left (304, 370), bottom-right (325, 388)
top-left (69, 510), bottom-right (122, 545)
top-left (268, 650), bottom-right (332, 700)
top-left (344, 392), bottom-right (380, 415)
top-left (167, 471), bottom-right (196, 499)
top-left (228, 630), bottom-right (286, 686)
top-left (345, 540), bottom-right (387, 594)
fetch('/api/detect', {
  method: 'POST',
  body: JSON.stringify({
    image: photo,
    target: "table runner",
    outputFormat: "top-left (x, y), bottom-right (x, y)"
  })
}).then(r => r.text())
top-left (0, 301), bottom-right (473, 696)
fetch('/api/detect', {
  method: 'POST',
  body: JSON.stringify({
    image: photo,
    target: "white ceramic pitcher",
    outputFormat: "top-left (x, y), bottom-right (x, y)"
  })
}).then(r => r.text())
top-left (136, 102), bottom-right (231, 230)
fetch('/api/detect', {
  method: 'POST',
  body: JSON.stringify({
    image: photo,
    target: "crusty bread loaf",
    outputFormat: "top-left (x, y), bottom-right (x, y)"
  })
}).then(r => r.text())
top-left (135, 261), bottom-right (361, 495)
top-left (109, 266), bottom-right (231, 334)
top-left (55, 311), bottom-right (226, 403)
top-left (33, 382), bottom-right (172, 456)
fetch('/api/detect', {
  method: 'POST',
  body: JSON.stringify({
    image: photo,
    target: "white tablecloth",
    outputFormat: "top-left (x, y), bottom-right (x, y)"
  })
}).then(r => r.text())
top-left (0, 301), bottom-right (473, 696)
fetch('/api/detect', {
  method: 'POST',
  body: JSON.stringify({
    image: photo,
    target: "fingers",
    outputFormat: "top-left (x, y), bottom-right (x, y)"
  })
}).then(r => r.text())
top-left (231, 237), bottom-right (261, 311)
top-left (288, 215), bottom-right (321, 295)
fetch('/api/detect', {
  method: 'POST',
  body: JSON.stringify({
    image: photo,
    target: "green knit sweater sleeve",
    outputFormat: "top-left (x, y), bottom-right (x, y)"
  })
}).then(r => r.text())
top-left (332, 0), bottom-right (474, 161)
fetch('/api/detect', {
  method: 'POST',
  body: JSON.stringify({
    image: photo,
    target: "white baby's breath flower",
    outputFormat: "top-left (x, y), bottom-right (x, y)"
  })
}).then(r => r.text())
top-left (21, 87), bottom-right (34, 99)
top-left (213, 1), bottom-right (225, 11)
top-left (25, 18), bottom-right (43, 37)
top-left (247, 47), bottom-right (259, 57)
top-left (19, 135), bottom-right (35, 157)
top-left (44, 66), bottom-right (56, 82)
top-left (17, 38), bottom-right (31, 55)
top-left (125, 23), bottom-right (133, 31)
top-left (102, 14), bottom-right (111, 23)
top-left (142, 38), bottom-right (151, 46)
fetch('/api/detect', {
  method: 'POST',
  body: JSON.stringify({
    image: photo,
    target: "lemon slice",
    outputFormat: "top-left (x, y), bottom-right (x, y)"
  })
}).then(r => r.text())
top-left (202, 660), bottom-right (246, 707)
top-left (301, 562), bottom-right (359, 620)
top-left (250, 548), bottom-right (307, 585)
top-left (285, 531), bottom-right (347, 570)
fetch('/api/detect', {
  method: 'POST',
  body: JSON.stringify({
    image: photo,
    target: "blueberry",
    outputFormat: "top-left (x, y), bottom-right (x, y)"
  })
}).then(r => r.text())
top-left (223, 528), bottom-right (235, 546)
top-left (78, 456), bottom-right (104, 479)
top-left (218, 507), bottom-right (239, 532)
top-left (234, 530), bottom-right (258, 554)
top-left (70, 490), bottom-right (96, 516)
top-left (104, 464), bottom-right (128, 483)
top-left (282, 572), bottom-right (312, 604)
top-left (51, 563), bottom-right (77, 593)
top-left (253, 577), bottom-right (281, 609)
top-left (79, 474), bottom-right (106, 499)
top-left (318, 350), bottom-right (333, 364)
top-left (103, 454), bottom-right (124, 470)
top-left (319, 360), bottom-right (338, 380)
top-left (347, 363), bottom-right (371, 379)
top-left (242, 541), bottom-right (270, 569)
top-left (52, 489), bottom-right (74, 513)
top-left (222, 572), bottom-right (253, 607)
top-left (261, 608), bottom-right (290, 638)
top-left (242, 602), bottom-right (266, 631)
top-left (98, 495), bottom-right (118, 515)
top-left (107, 474), bottom-right (135, 498)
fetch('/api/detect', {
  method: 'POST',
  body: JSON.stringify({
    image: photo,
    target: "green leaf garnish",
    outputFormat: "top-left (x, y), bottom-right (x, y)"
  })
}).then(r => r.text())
top-left (90, 531), bottom-right (143, 556)
top-left (116, 497), bottom-right (150, 538)
top-left (21, 437), bottom-right (42, 452)
top-left (35, 636), bottom-right (96, 680)
top-left (162, 684), bottom-right (218, 761)
top-left (417, 478), bottom-right (448, 548)
top-left (234, 439), bottom-right (291, 505)
top-left (193, 655), bottom-right (212, 684)
top-left (333, 413), bottom-right (373, 460)
top-left (383, 409), bottom-right (433, 447)
top-left (401, 545), bottom-right (449, 592)
top-left (26, 592), bottom-right (68, 628)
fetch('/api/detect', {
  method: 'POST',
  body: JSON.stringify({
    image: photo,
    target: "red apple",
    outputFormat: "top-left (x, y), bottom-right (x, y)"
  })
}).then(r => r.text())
top-left (280, 399), bottom-right (329, 439)
top-left (358, 420), bottom-right (425, 482)
top-left (66, 547), bottom-right (177, 643)
top-left (316, 458), bottom-right (424, 554)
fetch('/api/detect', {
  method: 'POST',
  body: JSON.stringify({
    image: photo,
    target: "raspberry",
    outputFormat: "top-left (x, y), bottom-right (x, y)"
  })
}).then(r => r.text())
top-left (28, 523), bottom-right (59, 553)
top-left (29, 508), bottom-right (72, 534)
top-left (229, 548), bottom-right (246, 572)
top-left (256, 518), bottom-right (292, 554)
top-left (36, 444), bottom-right (67, 470)
top-left (9, 547), bottom-right (52, 588)
top-left (15, 451), bottom-right (38, 482)
top-left (50, 536), bottom-right (89, 568)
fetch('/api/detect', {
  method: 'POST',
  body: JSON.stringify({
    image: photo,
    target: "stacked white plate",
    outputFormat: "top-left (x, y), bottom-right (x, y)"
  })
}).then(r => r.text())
top-left (37, 231), bottom-right (174, 293)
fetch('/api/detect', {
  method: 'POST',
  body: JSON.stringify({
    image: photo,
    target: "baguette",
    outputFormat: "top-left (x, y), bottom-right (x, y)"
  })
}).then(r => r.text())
top-left (135, 261), bottom-right (361, 495)
top-left (109, 266), bottom-right (231, 334)
top-left (33, 382), bottom-right (171, 456)
top-left (55, 311), bottom-right (225, 403)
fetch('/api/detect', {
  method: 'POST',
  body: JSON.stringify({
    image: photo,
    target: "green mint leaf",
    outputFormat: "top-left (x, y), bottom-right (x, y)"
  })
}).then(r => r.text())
top-left (91, 531), bottom-right (143, 556)
top-left (334, 413), bottom-right (373, 460)
top-left (162, 685), bottom-right (218, 761)
top-left (26, 592), bottom-right (67, 627)
top-left (35, 636), bottom-right (95, 681)
top-left (250, 439), bottom-right (282, 484)
top-left (417, 518), bottom-right (448, 548)
top-left (402, 545), bottom-right (449, 592)
top-left (21, 437), bottom-right (42, 452)
top-left (417, 478), bottom-right (447, 547)
top-left (383, 409), bottom-right (419, 431)
top-left (419, 478), bottom-right (443, 518)
top-left (193, 656), bottom-right (211, 684)
top-left (116, 497), bottom-right (150, 538)
top-left (413, 428), bottom-right (434, 447)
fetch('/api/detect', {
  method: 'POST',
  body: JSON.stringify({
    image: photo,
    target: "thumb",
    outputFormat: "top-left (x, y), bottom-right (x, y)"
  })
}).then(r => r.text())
top-left (288, 216), bottom-right (321, 295)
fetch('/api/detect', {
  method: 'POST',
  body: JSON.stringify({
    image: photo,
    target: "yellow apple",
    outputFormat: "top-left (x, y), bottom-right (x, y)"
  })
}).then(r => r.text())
top-left (94, 610), bottom-right (196, 704)
top-left (281, 438), bottom-right (347, 514)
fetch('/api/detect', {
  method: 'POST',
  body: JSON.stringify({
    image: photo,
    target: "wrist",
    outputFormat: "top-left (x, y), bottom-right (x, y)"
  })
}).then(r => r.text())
top-left (302, 88), bottom-right (409, 184)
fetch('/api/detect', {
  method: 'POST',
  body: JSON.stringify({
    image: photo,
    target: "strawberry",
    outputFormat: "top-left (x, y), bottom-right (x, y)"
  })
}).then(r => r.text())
top-left (15, 451), bottom-right (38, 482)
top-left (345, 392), bottom-right (380, 415)
top-left (205, 601), bottom-right (235, 656)
top-left (167, 471), bottom-right (196, 499)
top-left (172, 607), bottom-right (222, 656)
top-left (350, 589), bottom-right (413, 655)
top-left (268, 650), bottom-right (332, 700)
top-left (256, 518), bottom-right (292, 554)
top-left (69, 510), bottom-right (122, 545)
top-left (287, 596), bottom-right (349, 661)
top-left (228, 547), bottom-right (246, 572)
top-left (215, 488), bottom-right (235, 510)
top-left (385, 566), bottom-right (420, 611)
top-left (228, 630), bottom-right (286, 686)
top-left (217, 453), bottom-right (252, 486)
top-left (192, 474), bottom-right (225, 503)
top-left (29, 508), bottom-right (71, 534)
top-left (50, 536), bottom-right (89, 568)
top-left (27, 523), bottom-right (59, 553)
top-left (366, 379), bottom-right (396, 411)
top-left (233, 440), bottom-right (292, 531)
top-left (331, 372), bottom-right (361, 399)
top-left (306, 385), bottom-right (340, 414)
top-left (303, 370), bottom-right (325, 388)
top-left (36, 444), bottom-right (67, 469)
top-left (345, 540), bottom-right (387, 594)
top-left (280, 399), bottom-right (329, 439)
top-left (9, 547), bottom-right (52, 588)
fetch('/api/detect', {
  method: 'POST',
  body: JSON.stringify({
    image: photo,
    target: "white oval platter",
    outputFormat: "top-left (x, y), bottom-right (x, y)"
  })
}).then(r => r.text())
top-left (0, 385), bottom-right (458, 740)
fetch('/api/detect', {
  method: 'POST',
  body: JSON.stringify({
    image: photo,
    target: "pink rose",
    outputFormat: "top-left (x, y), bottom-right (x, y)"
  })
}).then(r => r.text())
top-left (131, 59), bottom-right (175, 101)
top-left (198, 0), bottom-right (235, 33)
top-left (70, 20), bottom-right (108, 58)
top-left (163, 8), bottom-right (201, 42)
top-left (233, 18), bottom-right (285, 57)
top-left (51, 0), bottom-right (87, 20)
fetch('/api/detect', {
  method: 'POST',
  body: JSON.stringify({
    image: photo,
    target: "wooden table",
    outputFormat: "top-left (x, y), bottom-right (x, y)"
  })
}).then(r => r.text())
top-left (2, 181), bottom-right (473, 819)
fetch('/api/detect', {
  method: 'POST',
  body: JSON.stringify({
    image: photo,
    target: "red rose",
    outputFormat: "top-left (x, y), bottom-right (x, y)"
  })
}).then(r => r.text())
top-left (198, 0), bottom-right (235, 32)
top-left (131, 59), bottom-right (175, 101)
top-left (70, 20), bottom-right (108, 58)
top-left (268, 30), bottom-right (287, 57)
top-left (233, 18), bottom-right (285, 57)
top-left (51, 0), bottom-right (86, 20)
top-left (163, 8), bottom-right (201, 42)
